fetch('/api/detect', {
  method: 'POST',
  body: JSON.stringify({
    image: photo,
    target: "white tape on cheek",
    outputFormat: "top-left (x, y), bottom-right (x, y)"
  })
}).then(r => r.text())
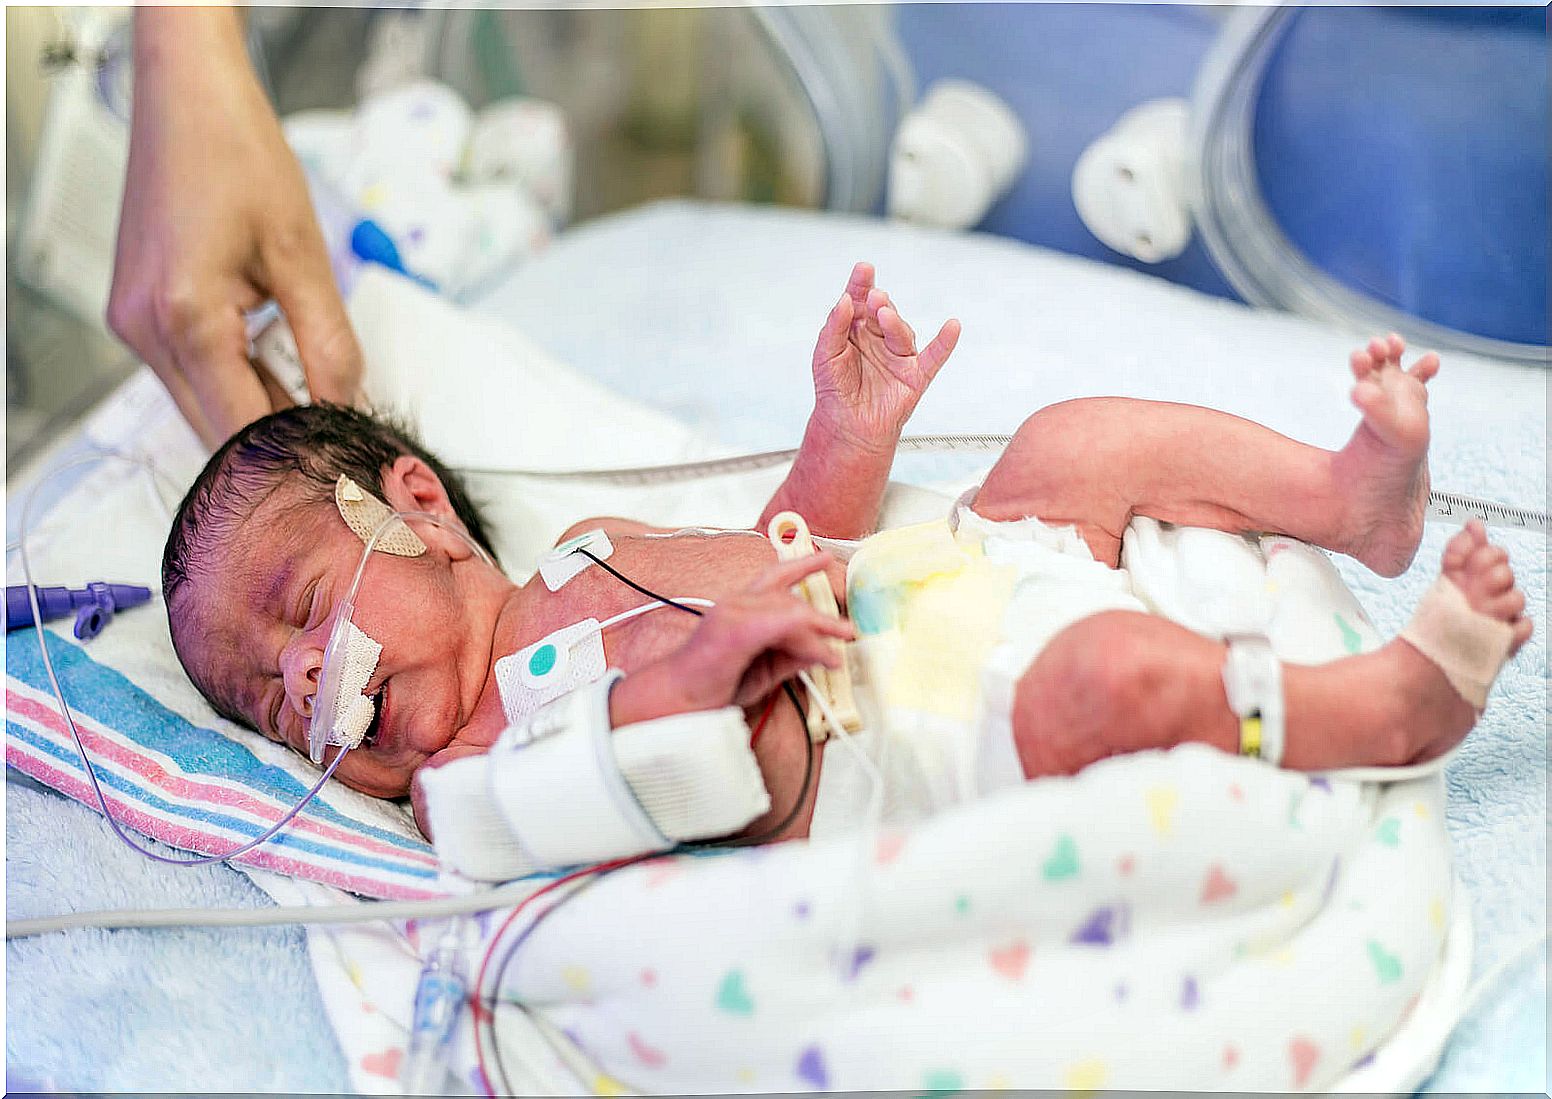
top-left (335, 475), bottom-right (427, 557)
top-left (328, 621), bottom-right (383, 749)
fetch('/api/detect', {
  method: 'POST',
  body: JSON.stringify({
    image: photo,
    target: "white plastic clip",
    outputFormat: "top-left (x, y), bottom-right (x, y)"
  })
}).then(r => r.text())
top-left (766, 511), bottom-right (862, 741)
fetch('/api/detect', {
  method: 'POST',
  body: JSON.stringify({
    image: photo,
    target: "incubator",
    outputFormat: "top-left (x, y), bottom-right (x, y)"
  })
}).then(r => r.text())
top-left (6, 7), bottom-right (1546, 1092)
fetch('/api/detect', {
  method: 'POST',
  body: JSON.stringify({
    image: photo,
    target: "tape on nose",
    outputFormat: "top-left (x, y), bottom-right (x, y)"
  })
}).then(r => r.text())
top-left (328, 621), bottom-right (383, 750)
top-left (335, 475), bottom-right (426, 557)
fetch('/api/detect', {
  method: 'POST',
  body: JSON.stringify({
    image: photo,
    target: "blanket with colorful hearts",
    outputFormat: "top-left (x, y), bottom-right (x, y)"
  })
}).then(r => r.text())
top-left (475, 745), bottom-right (1454, 1093)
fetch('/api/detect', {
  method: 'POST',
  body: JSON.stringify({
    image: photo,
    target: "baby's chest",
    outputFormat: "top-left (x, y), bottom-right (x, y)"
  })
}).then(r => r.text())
top-left (537, 534), bottom-right (781, 671)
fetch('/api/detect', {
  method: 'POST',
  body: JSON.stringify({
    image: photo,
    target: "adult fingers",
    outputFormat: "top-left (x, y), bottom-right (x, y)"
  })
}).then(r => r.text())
top-left (264, 226), bottom-right (365, 408)
top-left (141, 350), bottom-right (222, 449)
top-left (169, 292), bottom-right (275, 448)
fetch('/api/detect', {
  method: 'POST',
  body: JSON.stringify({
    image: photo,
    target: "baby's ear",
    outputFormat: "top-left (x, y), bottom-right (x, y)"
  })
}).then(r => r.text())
top-left (380, 455), bottom-right (474, 561)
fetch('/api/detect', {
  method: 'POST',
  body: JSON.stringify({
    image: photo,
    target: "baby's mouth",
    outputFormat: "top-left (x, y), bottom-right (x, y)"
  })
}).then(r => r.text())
top-left (362, 684), bottom-right (388, 749)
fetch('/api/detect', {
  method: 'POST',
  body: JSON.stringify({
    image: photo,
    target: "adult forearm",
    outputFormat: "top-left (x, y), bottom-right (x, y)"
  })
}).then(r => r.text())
top-left (758, 413), bottom-right (895, 539)
top-left (134, 7), bottom-right (249, 76)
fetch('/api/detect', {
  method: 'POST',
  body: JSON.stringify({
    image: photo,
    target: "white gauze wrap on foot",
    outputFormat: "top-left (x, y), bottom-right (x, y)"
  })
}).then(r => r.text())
top-left (1399, 575), bottom-right (1516, 711)
top-left (328, 622), bottom-right (383, 749)
top-left (334, 475), bottom-right (426, 557)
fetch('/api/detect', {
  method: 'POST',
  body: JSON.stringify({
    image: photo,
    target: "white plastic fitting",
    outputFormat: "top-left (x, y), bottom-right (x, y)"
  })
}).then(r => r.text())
top-left (888, 80), bottom-right (1028, 230)
top-left (1071, 98), bottom-right (1193, 263)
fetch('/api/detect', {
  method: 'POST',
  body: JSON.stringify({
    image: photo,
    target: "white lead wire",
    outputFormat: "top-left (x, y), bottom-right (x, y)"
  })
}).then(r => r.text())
top-left (456, 434), bottom-right (1549, 534)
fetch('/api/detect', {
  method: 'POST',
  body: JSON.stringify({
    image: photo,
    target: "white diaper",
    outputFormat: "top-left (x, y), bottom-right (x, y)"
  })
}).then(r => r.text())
top-left (809, 495), bottom-right (1384, 840)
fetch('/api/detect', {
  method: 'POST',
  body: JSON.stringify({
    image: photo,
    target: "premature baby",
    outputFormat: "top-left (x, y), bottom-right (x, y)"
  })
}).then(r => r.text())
top-left (163, 263), bottom-right (1531, 844)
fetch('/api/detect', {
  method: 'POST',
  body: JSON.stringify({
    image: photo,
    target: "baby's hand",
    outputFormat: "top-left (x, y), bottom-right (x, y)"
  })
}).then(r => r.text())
top-left (622, 555), bottom-right (856, 722)
top-left (809, 262), bottom-right (961, 448)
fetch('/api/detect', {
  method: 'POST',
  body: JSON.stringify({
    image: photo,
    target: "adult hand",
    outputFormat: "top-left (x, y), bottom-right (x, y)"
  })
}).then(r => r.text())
top-left (808, 261), bottom-right (961, 450)
top-left (107, 7), bottom-right (362, 450)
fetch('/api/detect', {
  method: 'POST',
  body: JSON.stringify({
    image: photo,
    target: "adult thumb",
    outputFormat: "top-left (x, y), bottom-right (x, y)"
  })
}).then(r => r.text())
top-left (268, 243), bottom-right (365, 408)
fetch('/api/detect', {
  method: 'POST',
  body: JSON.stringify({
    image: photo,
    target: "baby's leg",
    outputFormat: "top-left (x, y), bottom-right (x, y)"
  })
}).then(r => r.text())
top-left (1009, 522), bottom-right (1531, 777)
top-left (973, 335), bottom-right (1436, 575)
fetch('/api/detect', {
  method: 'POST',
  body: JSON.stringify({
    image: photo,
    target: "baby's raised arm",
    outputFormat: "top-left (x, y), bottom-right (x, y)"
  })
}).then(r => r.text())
top-left (759, 263), bottom-right (960, 540)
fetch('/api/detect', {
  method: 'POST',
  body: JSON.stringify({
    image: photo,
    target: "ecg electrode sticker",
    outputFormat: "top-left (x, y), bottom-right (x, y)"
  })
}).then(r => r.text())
top-left (495, 618), bottom-right (607, 726)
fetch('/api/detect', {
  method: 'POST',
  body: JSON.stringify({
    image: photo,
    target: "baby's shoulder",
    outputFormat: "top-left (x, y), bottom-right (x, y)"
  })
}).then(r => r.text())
top-left (553, 516), bottom-right (673, 547)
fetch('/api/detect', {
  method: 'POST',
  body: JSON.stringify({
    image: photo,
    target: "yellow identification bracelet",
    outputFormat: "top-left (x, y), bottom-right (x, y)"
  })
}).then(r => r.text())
top-left (1239, 714), bottom-right (1263, 759)
top-left (1222, 634), bottom-right (1285, 766)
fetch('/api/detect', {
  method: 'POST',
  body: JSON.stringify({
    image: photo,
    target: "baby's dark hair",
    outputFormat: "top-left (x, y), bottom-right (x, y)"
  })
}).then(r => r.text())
top-left (162, 402), bottom-right (497, 628)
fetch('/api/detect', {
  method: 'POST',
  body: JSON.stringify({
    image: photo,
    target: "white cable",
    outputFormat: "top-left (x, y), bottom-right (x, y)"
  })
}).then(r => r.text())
top-left (454, 435), bottom-right (1548, 534)
top-left (6, 876), bottom-right (545, 939)
top-left (14, 448), bottom-right (359, 868)
top-left (1452, 927), bottom-right (1548, 1029)
top-left (597, 596), bottom-right (715, 632)
top-left (798, 668), bottom-right (885, 983)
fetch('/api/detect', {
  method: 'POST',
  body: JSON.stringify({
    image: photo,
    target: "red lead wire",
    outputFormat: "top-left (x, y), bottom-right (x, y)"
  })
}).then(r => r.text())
top-left (749, 691), bottom-right (780, 749)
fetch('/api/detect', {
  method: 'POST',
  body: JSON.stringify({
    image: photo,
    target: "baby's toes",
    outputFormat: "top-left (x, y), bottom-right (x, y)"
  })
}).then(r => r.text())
top-left (1386, 332), bottom-right (1407, 360)
top-left (1368, 336), bottom-right (1395, 368)
top-left (1407, 351), bottom-right (1441, 383)
top-left (1511, 617), bottom-right (1534, 654)
top-left (1351, 378), bottom-right (1386, 413)
top-left (1442, 523), bottom-right (1487, 581)
top-left (1350, 348), bottom-right (1376, 379)
top-left (1486, 586), bottom-right (1527, 621)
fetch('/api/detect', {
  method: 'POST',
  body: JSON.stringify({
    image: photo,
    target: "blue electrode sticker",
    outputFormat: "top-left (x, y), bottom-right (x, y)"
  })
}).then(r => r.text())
top-left (494, 618), bottom-right (605, 726)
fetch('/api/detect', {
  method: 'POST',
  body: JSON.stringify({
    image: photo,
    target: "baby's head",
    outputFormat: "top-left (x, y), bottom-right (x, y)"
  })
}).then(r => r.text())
top-left (163, 404), bottom-right (507, 797)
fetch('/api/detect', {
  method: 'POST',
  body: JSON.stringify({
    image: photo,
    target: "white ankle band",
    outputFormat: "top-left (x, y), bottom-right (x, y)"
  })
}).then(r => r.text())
top-left (1400, 575), bottom-right (1516, 712)
top-left (1222, 633), bottom-right (1285, 767)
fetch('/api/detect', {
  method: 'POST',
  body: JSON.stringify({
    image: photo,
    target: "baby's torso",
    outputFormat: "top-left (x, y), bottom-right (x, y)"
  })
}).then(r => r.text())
top-left (519, 530), bottom-right (795, 667)
top-left (503, 529), bottom-right (847, 840)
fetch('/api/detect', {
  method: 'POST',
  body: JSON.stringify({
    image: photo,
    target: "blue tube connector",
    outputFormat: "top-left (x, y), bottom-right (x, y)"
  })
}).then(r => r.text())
top-left (5, 583), bottom-right (152, 639)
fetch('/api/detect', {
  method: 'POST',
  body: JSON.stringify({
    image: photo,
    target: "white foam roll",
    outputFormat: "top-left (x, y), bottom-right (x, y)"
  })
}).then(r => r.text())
top-left (466, 97), bottom-right (574, 226)
top-left (422, 699), bottom-right (770, 881)
top-left (345, 168), bottom-right (478, 291)
top-left (281, 109), bottom-right (357, 190)
top-left (350, 79), bottom-right (473, 181)
top-left (448, 183), bottom-right (553, 297)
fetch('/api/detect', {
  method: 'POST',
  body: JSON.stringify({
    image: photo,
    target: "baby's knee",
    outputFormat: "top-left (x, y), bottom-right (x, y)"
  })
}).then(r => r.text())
top-left (1012, 611), bottom-right (1210, 775)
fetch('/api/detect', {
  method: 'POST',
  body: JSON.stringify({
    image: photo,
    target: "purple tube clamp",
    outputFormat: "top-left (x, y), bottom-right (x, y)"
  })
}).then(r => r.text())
top-left (5, 583), bottom-right (152, 639)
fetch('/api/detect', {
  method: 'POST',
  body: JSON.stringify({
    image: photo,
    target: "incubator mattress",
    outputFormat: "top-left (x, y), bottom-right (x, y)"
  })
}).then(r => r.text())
top-left (7, 200), bottom-right (1544, 1094)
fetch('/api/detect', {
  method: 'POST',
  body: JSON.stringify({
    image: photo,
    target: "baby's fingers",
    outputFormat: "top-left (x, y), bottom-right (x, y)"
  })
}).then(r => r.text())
top-left (845, 261), bottom-right (875, 307)
top-left (918, 318), bottom-right (962, 381)
top-left (750, 552), bottom-right (836, 594)
top-left (878, 304), bottom-right (918, 357)
top-left (813, 292), bottom-right (855, 363)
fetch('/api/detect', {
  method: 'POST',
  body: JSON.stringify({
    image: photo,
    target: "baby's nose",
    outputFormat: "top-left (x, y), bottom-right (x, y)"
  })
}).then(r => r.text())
top-left (280, 646), bottom-right (323, 717)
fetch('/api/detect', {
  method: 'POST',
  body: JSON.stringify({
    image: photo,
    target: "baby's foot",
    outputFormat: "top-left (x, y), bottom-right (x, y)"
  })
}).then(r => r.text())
top-left (1335, 333), bottom-right (1438, 577)
top-left (1379, 521), bottom-right (1531, 764)
top-left (1437, 519), bottom-right (1534, 655)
